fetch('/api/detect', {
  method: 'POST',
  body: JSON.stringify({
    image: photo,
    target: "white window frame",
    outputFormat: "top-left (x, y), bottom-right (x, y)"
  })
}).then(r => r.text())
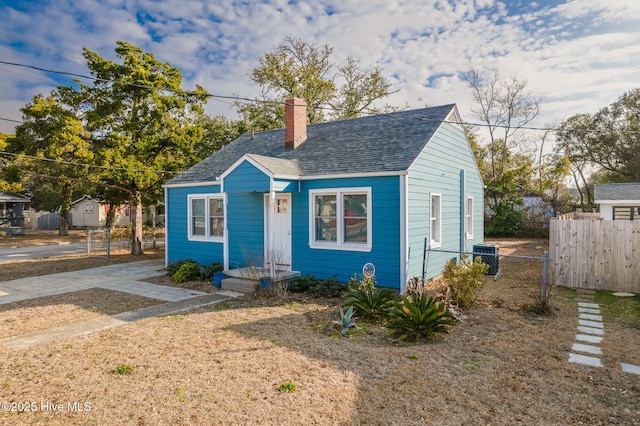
top-left (309, 187), bottom-right (372, 252)
top-left (430, 193), bottom-right (442, 247)
top-left (465, 196), bottom-right (474, 239)
top-left (187, 194), bottom-right (225, 242)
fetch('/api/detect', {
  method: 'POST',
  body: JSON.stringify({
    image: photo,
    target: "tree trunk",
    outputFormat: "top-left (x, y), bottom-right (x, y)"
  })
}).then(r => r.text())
top-left (105, 201), bottom-right (116, 228)
top-left (58, 182), bottom-right (73, 236)
top-left (130, 191), bottom-right (144, 255)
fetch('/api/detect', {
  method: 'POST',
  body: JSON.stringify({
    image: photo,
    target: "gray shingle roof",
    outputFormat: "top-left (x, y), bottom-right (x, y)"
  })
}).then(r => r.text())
top-left (167, 104), bottom-right (457, 185)
top-left (594, 183), bottom-right (640, 201)
top-left (0, 192), bottom-right (30, 203)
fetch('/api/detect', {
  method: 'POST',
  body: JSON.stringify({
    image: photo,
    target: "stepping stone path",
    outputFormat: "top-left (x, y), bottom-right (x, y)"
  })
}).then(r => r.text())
top-left (568, 288), bottom-right (640, 375)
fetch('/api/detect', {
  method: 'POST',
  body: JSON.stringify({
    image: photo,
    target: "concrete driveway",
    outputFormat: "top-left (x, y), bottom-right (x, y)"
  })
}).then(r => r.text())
top-left (0, 260), bottom-right (240, 350)
top-left (0, 242), bottom-right (87, 263)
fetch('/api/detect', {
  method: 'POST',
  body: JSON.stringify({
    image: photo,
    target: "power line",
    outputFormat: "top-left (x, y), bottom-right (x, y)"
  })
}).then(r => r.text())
top-left (0, 151), bottom-right (182, 174)
top-left (0, 117), bottom-right (23, 124)
top-left (2, 59), bottom-right (640, 134)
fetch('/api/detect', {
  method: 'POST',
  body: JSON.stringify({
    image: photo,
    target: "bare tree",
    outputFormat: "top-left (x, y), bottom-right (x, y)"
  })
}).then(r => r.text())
top-left (462, 68), bottom-right (540, 189)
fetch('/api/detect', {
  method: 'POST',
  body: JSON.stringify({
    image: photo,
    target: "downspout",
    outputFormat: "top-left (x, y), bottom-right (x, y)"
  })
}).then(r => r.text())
top-left (221, 177), bottom-right (229, 271)
top-left (460, 169), bottom-right (466, 254)
top-left (269, 178), bottom-right (276, 278)
top-left (399, 174), bottom-right (409, 294)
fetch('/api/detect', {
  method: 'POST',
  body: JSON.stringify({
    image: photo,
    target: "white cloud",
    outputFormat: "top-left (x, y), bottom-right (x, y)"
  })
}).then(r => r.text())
top-left (0, 0), bottom-right (639, 141)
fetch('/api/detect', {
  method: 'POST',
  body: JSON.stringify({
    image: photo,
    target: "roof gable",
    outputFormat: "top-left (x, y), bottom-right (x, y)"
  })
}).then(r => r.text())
top-left (167, 104), bottom-right (459, 186)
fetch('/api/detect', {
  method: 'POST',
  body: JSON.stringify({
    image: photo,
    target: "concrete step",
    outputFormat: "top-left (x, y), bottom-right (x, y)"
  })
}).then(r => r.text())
top-left (221, 277), bottom-right (257, 293)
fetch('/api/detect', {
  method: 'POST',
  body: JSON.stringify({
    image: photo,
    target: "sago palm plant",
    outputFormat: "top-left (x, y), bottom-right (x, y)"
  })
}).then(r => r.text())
top-left (388, 293), bottom-right (456, 341)
top-left (343, 286), bottom-right (397, 321)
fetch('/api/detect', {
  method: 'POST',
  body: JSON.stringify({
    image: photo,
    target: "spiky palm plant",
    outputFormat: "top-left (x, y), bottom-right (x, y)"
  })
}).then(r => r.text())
top-left (343, 286), bottom-right (397, 320)
top-left (388, 293), bottom-right (456, 341)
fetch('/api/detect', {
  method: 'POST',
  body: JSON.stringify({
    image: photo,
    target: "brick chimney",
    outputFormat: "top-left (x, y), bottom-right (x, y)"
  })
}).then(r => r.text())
top-left (284, 97), bottom-right (307, 149)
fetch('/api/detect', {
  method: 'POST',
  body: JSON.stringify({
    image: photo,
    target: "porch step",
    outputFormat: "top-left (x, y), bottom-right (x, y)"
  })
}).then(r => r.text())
top-left (221, 277), bottom-right (256, 293)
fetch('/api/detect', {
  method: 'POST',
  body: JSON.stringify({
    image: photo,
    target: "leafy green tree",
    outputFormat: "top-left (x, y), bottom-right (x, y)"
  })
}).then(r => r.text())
top-left (557, 89), bottom-right (640, 186)
top-left (238, 36), bottom-right (398, 131)
top-left (0, 133), bottom-right (23, 193)
top-left (555, 113), bottom-right (595, 208)
top-left (78, 41), bottom-right (208, 254)
top-left (192, 115), bottom-right (249, 162)
top-left (8, 93), bottom-right (93, 235)
top-left (538, 153), bottom-right (572, 217)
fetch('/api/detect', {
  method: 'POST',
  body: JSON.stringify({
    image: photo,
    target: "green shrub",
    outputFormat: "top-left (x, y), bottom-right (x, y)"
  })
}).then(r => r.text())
top-left (442, 255), bottom-right (489, 308)
top-left (166, 259), bottom-right (198, 276)
top-left (172, 261), bottom-right (201, 283)
top-left (309, 275), bottom-right (348, 298)
top-left (288, 275), bottom-right (348, 297)
top-left (289, 275), bottom-right (319, 293)
top-left (343, 286), bottom-right (397, 320)
top-left (200, 262), bottom-right (224, 280)
top-left (388, 293), bottom-right (456, 341)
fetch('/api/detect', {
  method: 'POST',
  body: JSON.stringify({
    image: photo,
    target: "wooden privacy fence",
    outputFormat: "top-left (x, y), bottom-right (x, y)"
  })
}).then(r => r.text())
top-left (549, 218), bottom-right (640, 292)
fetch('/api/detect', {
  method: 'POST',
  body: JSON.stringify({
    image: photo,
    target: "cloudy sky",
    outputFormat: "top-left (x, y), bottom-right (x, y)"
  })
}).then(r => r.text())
top-left (1, 0), bottom-right (639, 145)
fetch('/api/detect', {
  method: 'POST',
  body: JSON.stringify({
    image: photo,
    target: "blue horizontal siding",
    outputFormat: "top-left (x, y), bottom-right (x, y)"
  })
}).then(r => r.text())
top-left (227, 192), bottom-right (265, 268)
top-left (166, 185), bottom-right (224, 266)
top-left (407, 122), bottom-right (484, 280)
top-left (292, 176), bottom-right (402, 289)
top-left (223, 160), bottom-right (270, 193)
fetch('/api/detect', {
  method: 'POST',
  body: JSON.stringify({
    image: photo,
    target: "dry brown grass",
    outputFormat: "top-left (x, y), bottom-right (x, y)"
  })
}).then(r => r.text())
top-left (0, 238), bottom-right (639, 425)
top-left (0, 288), bottom-right (164, 339)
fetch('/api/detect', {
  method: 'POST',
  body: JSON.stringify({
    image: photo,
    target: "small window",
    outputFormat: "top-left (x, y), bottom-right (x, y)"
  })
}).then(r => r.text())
top-left (430, 194), bottom-right (441, 247)
top-left (315, 194), bottom-right (337, 242)
top-left (310, 188), bottom-right (371, 251)
top-left (613, 206), bottom-right (640, 221)
top-left (188, 195), bottom-right (224, 241)
top-left (466, 196), bottom-right (474, 238)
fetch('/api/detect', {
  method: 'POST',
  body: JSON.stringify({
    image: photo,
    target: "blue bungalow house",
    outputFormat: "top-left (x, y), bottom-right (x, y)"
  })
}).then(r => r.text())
top-left (164, 99), bottom-right (484, 293)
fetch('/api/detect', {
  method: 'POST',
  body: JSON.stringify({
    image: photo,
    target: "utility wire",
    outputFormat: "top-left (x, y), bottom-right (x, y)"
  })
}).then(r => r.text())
top-left (0, 151), bottom-right (182, 174)
top-left (2, 59), bottom-right (640, 134)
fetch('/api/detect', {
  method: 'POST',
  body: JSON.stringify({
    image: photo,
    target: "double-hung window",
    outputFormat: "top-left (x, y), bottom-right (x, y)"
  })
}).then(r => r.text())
top-left (310, 188), bottom-right (371, 251)
top-left (465, 196), bottom-right (474, 238)
top-left (188, 194), bottom-right (225, 241)
top-left (430, 193), bottom-right (441, 247)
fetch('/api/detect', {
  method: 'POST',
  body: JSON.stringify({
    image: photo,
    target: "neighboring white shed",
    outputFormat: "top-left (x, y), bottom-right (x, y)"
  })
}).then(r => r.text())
top-left (594, 183), bottom-right (640, 220)
top-left (70, 195), bottom-right (132, 228)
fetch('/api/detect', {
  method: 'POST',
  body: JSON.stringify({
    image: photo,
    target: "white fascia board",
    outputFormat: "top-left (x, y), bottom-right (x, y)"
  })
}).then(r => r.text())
top-left (163, 180), bottom-right (220, 189)
top-left (595, 200), bottom-right (640, 204)
top-left (220, 154), bottom-right (273, 180)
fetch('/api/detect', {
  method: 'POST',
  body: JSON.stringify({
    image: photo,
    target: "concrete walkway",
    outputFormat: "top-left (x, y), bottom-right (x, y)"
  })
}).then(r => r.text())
top-left (0, 260), bottom-right (242, 350)
top-left (568, 288), bottom-right (640, 375)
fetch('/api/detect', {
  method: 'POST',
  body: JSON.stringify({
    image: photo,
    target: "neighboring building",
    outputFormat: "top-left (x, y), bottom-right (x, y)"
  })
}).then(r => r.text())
top-left (594, 182), bottom-right (640, 220)
top-left (164, 99), bottom-right (484, 292)
top-left (70, 195), bottom-right (163, 228)
top-left (70, 195), bottom-right (131, 228)
top-left (0, 191), bottom-right (30, 235)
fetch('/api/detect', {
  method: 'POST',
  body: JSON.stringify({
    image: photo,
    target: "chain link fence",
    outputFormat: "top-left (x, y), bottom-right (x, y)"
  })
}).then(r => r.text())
top-left (86, 227), bottom-right (165, 257)
top-left (422, 245), bottom-right (551, 310)
top-left (87, 228), bottom-right (111, 258)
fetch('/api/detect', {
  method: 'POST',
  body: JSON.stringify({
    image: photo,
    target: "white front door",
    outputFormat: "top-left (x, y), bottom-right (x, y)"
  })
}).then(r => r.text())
top-left (265, 193), bottom-right (292, 270)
